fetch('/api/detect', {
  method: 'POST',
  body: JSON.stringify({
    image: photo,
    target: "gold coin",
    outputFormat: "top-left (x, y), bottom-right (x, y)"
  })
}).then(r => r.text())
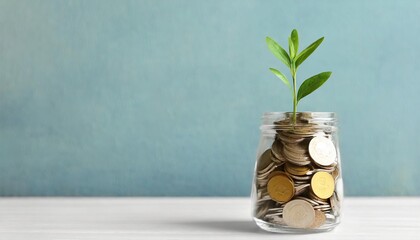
top-left (311, 172), bottom-right (335, 199)
top-left (331, 166), bottom-right (340, 179)
top-left (267, 173), bottom-right (295, 203)
top-left (309, 136), bottom-right (337, 166)
top-left (283, 199), bottom-right (315, 228)
top-left (310, 210), bottom-right (326, 229)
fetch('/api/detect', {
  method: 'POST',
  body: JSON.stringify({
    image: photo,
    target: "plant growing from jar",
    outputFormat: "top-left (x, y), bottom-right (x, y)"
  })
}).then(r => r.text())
top-left (266, 29), bottom-right (331, 124)
top-left (251, 29), bottom-right (343, 233)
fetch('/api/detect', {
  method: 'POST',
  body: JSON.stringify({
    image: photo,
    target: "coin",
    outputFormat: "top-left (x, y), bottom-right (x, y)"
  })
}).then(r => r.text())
top-left (271, 140), bottom-right (285, 161)
top-left (313, 204), bottom-right (331, 210)
top-left (267, 170), bottom-right (283, 180)
top-left (283, 147), bottom-right (310, 161)
top-left (254, 113), bottom-right (342, 228)
top-left (290, 127), bottom-right (318, 137)
top-left (271, 150), bottom-right (285, 164)
top-left (283, 142), bottom-right (307, 154)
top-left (285, 162), bottom-right (311, 176)
top-left (287, 174), bottom-right (312, 182)
top-left (268, 215), bottom-right (286, 225)
top-left (309, 136), bottom-right (337, 166)
top-left (255, 200), bottom-right (274, 219)
top-left (257, 149), bottom-right (272, 171)
top-left (309, 210), bottom-right (326, 229)
top-left (278, 132), bottom-right (305, 144)
top-left (331, 164), bottom-right (340, 179)
top-left (311, 172), bottom-right (335, 199)
top-left (330, 192), bottom-right (340, 216)
top-left (283, 199), bottom-right (315, 228)
top-left (335, 178), bottom-right (344, 202)
top-left (309, 194), bottom-right (330, 206)
top-left (313, 165), bottom-right (336, 173)
top-left (295, 183), bottom-right (310, 195)
top-left (257, 162), bottom-right (275, 175)
top-left (267, 173), bottom-right (295, 203)
top-left (295, 196), bottom-right (320, 206)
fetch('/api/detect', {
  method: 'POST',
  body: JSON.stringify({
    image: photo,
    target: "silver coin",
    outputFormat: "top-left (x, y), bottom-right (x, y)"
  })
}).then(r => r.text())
top-left (295, 183), bottom-right (310, 195)
top-left (295, 196), bottom-right (319, 206)
top-left (271, 140), bottom-right (285, 160)
top-left (278, 133), bottom-right (305, 144)
top-left (257, 149), bottom-right (273, 171)
top-left (283, 143), bottom-right (308, 154)
top-left (283, 199), bottom-right (315, 228)
top-left (309, 136), bottom-right (337, 166)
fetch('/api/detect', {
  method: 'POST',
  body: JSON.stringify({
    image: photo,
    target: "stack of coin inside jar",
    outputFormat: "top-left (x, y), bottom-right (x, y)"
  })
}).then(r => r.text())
top-left (253, 113), bottom-right (342, 230)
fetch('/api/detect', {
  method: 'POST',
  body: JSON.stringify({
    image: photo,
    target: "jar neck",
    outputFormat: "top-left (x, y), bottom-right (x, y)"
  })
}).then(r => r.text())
top-left (260, 112), bottom-right (338, 132)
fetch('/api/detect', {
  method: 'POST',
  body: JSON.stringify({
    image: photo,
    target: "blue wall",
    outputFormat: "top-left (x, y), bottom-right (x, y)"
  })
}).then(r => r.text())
top-left (0, 0), bottom-right (419, 196)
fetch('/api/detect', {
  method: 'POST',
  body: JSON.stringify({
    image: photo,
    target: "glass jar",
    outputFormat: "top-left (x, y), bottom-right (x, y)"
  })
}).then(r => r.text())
top-left (251, 112), bottom-right (343, 233)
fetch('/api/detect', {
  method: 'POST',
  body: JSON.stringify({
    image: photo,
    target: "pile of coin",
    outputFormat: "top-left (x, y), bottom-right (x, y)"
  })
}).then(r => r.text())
top-left (253, 114), bottom-right (342, 229)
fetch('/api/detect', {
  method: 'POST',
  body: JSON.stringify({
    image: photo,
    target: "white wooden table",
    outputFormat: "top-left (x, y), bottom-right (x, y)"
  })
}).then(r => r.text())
top-left (0, 197), bottom-right (419, 239)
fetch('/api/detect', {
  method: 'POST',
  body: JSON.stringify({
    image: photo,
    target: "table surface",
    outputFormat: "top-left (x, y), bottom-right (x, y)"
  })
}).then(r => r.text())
top-left (0, 197), bottom-right (419, 240)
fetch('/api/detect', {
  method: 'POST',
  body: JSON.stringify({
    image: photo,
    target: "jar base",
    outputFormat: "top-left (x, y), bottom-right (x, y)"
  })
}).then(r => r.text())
top-left (253, 217), bottom-right (340, 233)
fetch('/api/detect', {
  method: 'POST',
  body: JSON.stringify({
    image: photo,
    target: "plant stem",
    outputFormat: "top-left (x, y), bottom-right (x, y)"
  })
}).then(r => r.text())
top-left (291, 64), bottom-right (297, 125)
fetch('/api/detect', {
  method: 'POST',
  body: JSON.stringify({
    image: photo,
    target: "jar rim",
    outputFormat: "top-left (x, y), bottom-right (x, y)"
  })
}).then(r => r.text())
top-left (260, 112), bottom-right (338, 130)
top-left (262, 112), bottom-right (336, 117)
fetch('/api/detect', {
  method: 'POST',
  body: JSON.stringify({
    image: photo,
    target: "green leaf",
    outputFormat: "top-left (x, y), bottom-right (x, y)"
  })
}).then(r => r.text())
top-left (288, 37), bottom-right (295, 59)
top-left (295, 37), bottom-right (324, 68)
top-left (266, 37), bottom-right (290, 67)
top-left (291, 29), bottom-right (299, 55)
top-left (297, 72), bottom-right (332, 102)
top-left (269, 68), bottom-right (292, 91)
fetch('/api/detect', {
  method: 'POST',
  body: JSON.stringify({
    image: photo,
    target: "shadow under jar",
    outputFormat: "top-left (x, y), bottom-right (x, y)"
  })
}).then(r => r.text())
top-left (251, 112), bottom-right (343, 233)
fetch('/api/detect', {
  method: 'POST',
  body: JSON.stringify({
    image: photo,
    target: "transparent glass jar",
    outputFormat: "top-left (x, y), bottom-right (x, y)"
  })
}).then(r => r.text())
top-left (251, 112), bottom-right (343, 233)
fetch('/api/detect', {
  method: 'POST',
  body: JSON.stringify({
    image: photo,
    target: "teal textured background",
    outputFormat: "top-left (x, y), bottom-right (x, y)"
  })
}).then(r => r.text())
top-left (0, 0), bottom-right (419, 196)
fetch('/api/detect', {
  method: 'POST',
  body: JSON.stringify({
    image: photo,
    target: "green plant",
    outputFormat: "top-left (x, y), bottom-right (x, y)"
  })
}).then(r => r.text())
top-left (266, 29), bottom-right (332, 125)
